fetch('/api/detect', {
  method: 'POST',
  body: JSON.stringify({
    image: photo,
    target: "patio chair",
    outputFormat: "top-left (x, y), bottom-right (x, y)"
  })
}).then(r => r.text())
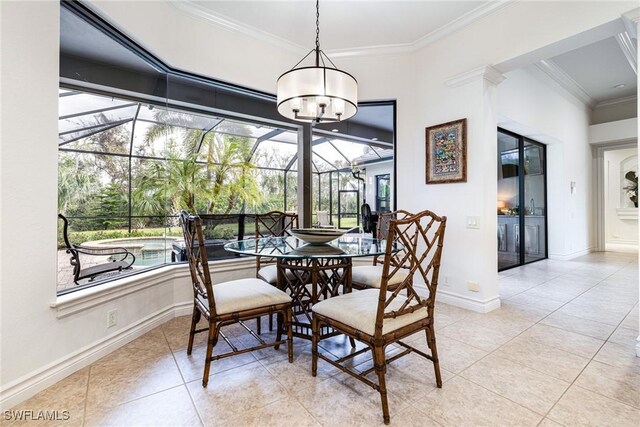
top-left (180, 211), bottom-right (293, 387)
top-left (311, 210), bottom-right (447, 424)
top-left (315, 210), bottom-right (336, 228)
top-left (58, 214), bottom-right (135, 284)
top-left (351, 210), bottom-right (413, 291)
top-left (254, 211), bottom-right (298, 333)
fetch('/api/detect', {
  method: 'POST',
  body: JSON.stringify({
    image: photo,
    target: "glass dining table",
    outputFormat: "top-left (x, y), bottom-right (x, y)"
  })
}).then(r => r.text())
top-left (224, 234), bottom-right (403, 340)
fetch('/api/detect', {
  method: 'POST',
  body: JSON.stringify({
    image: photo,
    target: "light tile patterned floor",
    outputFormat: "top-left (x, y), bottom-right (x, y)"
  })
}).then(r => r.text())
top-left (9, 252), bottom-right (639, 426)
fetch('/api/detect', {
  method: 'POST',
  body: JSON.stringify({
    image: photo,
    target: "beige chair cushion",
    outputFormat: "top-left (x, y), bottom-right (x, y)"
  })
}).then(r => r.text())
top-left (257, 264), bottom-right (295, 284)
top-left (351, 265), bottom-right (409, 288)
top-left (213, 278), bottom-right (291, 315)
top-left (312, 288), bottom-right (428, 336)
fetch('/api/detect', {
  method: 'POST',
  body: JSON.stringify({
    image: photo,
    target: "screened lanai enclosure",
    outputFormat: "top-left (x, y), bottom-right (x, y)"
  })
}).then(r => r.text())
top-left (57, 89), bottom-right (395, 293)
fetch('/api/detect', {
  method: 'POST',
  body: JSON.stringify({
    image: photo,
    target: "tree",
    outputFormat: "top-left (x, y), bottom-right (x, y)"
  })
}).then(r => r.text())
top-left (132, 115), bottom-right (263, 218)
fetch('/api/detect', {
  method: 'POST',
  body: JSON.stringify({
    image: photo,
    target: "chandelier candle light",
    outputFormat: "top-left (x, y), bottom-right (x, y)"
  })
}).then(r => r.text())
top-left (277, 0), bottom-right (358, 123)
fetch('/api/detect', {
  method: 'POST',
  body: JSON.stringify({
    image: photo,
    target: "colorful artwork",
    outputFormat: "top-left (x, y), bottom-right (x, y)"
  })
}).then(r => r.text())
top-left (425, 119), bottom-right (467, 184)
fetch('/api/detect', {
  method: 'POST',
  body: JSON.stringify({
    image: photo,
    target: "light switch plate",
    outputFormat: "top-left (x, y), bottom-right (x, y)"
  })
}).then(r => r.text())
top-left (466, 216), bottom-right (480, 229)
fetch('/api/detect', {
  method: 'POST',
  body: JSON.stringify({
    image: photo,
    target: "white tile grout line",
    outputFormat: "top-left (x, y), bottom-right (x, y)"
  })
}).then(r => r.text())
top-left (48, 254), bottom-right (640, 427)
top-left (441, 255), bottom-right (639, 425)
top-left (159, 323), bottom-right (206, 427)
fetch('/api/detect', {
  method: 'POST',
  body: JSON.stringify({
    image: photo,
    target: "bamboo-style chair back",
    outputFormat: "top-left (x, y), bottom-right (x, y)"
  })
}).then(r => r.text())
top-left (375, 210), bottom-right (413, 268)
top-left (376, 210), bottom-right (447, 335)
top-left (180, 211), bottom-right (218, 318)
top-left (255, 211), bottom-right (298, 238)
top-left (255, 211), bottom-right (298, 269)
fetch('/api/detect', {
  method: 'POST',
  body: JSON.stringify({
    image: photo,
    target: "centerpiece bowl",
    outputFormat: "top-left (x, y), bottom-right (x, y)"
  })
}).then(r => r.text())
top-left (288, 228), bottom-right (346, 245)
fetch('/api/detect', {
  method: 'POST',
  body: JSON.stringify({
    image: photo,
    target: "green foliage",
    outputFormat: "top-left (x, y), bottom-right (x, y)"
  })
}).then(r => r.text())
top-left (624, 171), bottom-right (638, 207)
top-left (203, 226), bottom-right (235, 240)
top-left (58, 227), bottom-right (183, 249)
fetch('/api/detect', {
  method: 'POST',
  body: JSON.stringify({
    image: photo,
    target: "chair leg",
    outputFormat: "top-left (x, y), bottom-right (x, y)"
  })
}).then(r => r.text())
top-left (349, 336), bottom-right (356, 348)
top-left (274, 312), bottom-right (283, 350)
top-left (187, 308), bottom-right (200, 355)
top-left (286, 307), bottom-right (293, 363)
top-left (426, 325), bottom-right (442, 388)
top-left (311, 316), bottom-right (319, 377)
top-left (257, 316), bottom-right (262, 335)
top-left (373, 344), bottom-right (390, 425)
top-left (202, 322), bottom-right (218, 387)
top-left (269, 313), bottom-right (274, 331)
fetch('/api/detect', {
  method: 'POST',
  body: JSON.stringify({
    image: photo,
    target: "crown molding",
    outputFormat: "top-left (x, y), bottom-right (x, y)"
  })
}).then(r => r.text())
top-left (169, 0), bottom-right (308, 56)
top-left (615, 32), bottom-right (638, 75)
top-left (170, 0), bottom-right (514, 59)
top-left (534, 59), bottom-right (596, 108)
top-left (594, 95), bottom-right (638, 110)
top-left (445, 65), bottom-right (506, 88)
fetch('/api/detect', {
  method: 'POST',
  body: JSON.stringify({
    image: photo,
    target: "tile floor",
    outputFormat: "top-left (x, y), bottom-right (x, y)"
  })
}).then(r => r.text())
top-left (8, 252), bottom-right (639, 426)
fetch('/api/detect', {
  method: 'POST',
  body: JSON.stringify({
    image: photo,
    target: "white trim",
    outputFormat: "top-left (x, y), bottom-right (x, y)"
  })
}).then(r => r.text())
top-left (615, 32), bottom-right (638, 75)
top-left (435, 290), bottom-right (501, 313)
top-left (616, 207), bottom-right (638, 220)
top-left (534, 59), bottom-right (596, 108)
top-left (605, 242), bottom-right (639, 252)
top-left (594, 95), bottom-right (638, 110)
top-left (445, 65), bottom-right (506, 88)
top-left (51, 258), bottom-right (256, 319)
top-left (169, 0), bottom-right (307, 56)
top-left (0, 302), bottom-right (191, 411)
top-left (622, 8), bottom-right (640, 39)
top-left (170, 0), bottom-right (514, 59)
top-left (636, 339), bottom-right (640, 358)
top-left (549, 247), bottom-right (595, 261)
top-left (593, 140), bottom-right (638, 251)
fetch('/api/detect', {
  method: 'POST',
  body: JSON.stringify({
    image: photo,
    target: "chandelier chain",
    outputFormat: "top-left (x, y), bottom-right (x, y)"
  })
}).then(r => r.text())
top-left (315, 0), bottom-right (320, 51)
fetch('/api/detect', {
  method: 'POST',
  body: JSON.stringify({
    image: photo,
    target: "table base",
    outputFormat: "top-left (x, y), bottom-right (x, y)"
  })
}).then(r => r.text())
top-left (277, 256), bottom-right (352, 341)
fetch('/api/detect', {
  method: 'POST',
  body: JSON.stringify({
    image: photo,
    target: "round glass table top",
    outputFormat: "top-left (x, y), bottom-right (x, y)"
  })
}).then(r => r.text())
top-left (224, 234), bottom-right (403, 259)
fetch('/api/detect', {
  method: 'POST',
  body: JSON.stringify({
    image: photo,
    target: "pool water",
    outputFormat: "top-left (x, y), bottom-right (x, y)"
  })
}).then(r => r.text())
top-left (87, 237), bottom-right (180, 267)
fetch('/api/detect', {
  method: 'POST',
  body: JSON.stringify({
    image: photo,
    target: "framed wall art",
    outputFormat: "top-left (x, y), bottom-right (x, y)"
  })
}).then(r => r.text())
top-left (425, 118), bottom-right (467, 184)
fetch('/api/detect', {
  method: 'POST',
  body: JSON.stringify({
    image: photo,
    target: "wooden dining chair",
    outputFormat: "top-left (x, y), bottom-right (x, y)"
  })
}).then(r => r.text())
top-left (254, 211), bottom-right (298, 333)
top-left (311, 210), bottom-right (447, 424)
top-left (351, 210), bottom-right (413, 291)
top-left (180, 211), bottom-right (293, 387)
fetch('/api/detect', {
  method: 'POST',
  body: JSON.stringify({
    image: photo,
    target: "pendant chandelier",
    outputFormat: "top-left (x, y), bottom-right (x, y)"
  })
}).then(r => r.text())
top-left (276, 0), bottom-right (358, 123)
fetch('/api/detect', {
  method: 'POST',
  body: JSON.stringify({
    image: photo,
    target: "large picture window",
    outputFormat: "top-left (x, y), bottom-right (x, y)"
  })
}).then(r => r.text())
top-left (57, 2), bottom-right (396, 295)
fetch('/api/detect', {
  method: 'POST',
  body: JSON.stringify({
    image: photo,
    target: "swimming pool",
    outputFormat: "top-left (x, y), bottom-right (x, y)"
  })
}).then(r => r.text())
top-left (81, 236), bottom-right (181, 267)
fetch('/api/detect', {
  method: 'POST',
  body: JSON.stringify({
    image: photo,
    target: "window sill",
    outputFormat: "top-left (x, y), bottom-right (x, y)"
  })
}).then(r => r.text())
top-left (50, 258), bottom-right (256, 319)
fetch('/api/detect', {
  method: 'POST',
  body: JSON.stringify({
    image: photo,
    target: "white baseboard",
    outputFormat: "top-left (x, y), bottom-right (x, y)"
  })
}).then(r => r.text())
top-left (436, 290), bottom-right (501, 313)
top-left (605, 243), bottom-right (639, 253)
top-left (0, 301), bottom-right (191, 411)
top-left (549, 247), bottom-right (594, 261)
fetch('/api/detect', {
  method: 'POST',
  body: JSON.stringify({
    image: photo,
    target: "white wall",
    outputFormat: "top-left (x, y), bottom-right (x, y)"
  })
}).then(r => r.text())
top-left (2, 0), bottom-right (638, 408)
top-left (497, 66), bottom-right (593, 259)
top-left (589, 117), bottom-right (638, 144)
top-left (604, 148), bottom-right (638, 248)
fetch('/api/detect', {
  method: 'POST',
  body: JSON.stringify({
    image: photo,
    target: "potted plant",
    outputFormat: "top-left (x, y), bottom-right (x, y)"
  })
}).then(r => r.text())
top-left (623, 171), bottom-right (638, 208)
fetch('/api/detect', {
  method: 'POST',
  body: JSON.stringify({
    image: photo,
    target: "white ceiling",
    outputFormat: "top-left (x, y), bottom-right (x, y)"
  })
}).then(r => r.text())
top-left (180, 0), bottom-right (504, 54)
top-left (550, 36), bottom-right (637, 103)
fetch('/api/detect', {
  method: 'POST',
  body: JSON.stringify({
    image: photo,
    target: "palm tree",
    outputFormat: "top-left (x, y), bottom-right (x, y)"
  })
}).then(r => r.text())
top-left (132, 114), bottom-right (262, 218)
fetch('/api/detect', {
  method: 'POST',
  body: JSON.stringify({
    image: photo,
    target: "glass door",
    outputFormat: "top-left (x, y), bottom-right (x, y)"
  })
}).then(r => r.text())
top-left (497, 129), bottom-right (547, 270)
top-left (497, 131), bottom-right (521, 270)
top-left (523, 139), bottom-right (546, 263)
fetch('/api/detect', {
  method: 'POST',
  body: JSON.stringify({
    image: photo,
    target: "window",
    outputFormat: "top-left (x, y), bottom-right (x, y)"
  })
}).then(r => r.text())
top-left (58, 2), bottom-right (396, 295)
top-left (57, 90), bottom-right (300, 294)
top-left (376, 174), bottom-right (391, 212)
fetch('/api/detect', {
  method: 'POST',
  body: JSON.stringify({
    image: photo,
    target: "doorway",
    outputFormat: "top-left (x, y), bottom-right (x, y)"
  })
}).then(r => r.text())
top-left (497, 128), bottom-right (548, 270)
